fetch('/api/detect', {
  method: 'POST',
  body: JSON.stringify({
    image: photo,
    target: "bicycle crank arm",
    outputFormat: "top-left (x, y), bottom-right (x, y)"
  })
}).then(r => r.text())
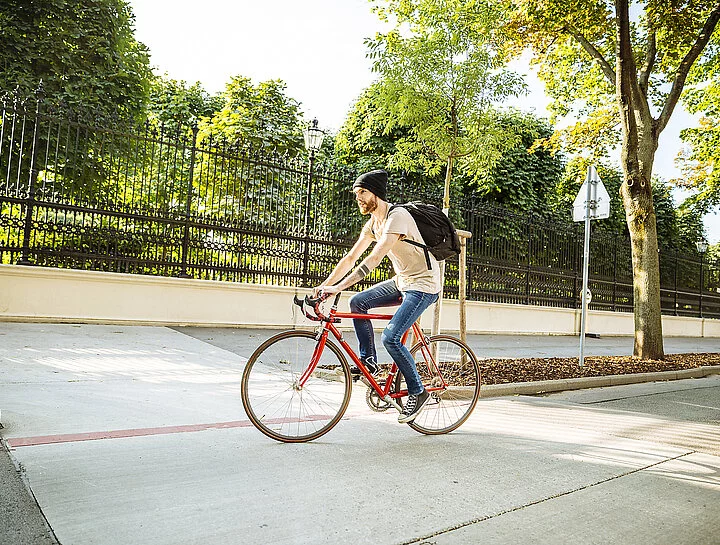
top-left (382, 395), bottom-right (403, 413)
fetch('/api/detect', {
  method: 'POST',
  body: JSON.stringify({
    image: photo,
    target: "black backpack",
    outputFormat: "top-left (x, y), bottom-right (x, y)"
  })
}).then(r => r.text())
top-left (390, 202), bottom-right (461, 269)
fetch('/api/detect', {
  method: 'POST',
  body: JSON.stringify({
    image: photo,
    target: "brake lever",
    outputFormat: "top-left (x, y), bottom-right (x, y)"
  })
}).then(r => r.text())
top-left (305, 292), bottom-right (342, 323)
top-left (305, 293), bottom-right (329, 307)
top-left (293, 293), bottom-right (320, 321)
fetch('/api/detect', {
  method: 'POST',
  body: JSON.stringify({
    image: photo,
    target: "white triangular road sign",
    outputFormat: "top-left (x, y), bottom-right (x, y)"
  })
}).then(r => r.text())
top-left (573, 166), bottom-right (611, 222)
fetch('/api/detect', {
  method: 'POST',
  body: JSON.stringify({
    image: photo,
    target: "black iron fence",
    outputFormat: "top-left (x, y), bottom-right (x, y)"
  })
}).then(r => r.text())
top-left (1, 88), bottom-right (719, 319)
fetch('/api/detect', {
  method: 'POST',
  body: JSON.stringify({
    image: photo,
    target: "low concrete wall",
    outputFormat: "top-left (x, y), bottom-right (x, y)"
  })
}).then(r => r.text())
top-left (1, 264), bottom-right (718, 337)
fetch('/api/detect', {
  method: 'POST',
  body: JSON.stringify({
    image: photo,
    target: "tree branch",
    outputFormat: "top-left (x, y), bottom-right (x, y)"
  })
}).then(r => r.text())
top-left (657, 3), bottom-right (720, 134)
top-left (612, 2), bottom-right (653, 129)
top-left (563, 25), bottom-right (616, 85)
top-left (638, 28), bottom-right (656, 95)
top-left (615, 0), bottom-right (640, 179)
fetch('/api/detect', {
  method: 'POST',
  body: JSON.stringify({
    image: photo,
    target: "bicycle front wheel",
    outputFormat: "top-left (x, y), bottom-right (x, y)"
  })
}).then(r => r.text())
top-left (395, 334), bottom-right (481, 435)
top-left (241, 330), bottom-right (352, 443)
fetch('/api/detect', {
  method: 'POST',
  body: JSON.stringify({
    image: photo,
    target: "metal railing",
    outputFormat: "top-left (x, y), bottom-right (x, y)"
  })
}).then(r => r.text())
top-left (1, 87), bottom-right (719, 319)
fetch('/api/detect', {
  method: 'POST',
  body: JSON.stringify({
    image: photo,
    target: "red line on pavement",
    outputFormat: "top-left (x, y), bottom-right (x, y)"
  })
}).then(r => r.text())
top-left (7, 421), bottom-right (254, 447)
top-left (7, 415), bottom-right (332, 448)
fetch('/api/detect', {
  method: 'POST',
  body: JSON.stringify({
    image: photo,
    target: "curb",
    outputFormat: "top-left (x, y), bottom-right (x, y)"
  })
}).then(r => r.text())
top-left (480, 365), bottom-right (720, 397)
top-left (0, 438), bottom-right (59, 545)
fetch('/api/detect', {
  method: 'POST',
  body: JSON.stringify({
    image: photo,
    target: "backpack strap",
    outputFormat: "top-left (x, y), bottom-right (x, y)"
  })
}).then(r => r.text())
top-left (400, 238), bottom-right (432, 270)
top-left (389, 205), bottom-right (432, 270)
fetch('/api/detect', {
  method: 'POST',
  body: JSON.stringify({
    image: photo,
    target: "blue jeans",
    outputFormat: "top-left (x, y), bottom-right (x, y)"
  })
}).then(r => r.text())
top-left (349, 279), bottom-right (439, 395)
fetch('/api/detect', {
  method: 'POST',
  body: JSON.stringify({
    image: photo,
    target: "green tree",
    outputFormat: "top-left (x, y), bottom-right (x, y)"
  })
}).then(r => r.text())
top-left (203, 76), bottom-right (305, 154)
top-left (507, 0), bottom-right (720, 359)
top-left (335, 82), bottom-right (445, 200)
top-left (0, 0), bottom-right (155, 222)
top-left (555, 159), bottom-right (704, 248)
top-left (188, 76), bottom-right (308, 229)
top-left (337, 85), bottom-right (565, 214)
top-left (148, 76), bottom-right (223, 128)
top-left (367, 0), bottom-right (526, 213)
top-left (335, 83), bottom-right (416, 173)
top-left (0, 0), bottom-right (152, 120)
top-left (468, 110), bottom-right (564, 214)
top-left (674, 65), bottom-right (720, 214)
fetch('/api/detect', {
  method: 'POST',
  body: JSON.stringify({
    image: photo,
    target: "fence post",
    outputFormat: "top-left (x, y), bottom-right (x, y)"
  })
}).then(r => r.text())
top-left (673, 254), bottom-right (679, 316)
top-left (457, 230), bottom-right (472, 343)
top-left (612, 238), bottom-right (618, 311)
top-left (300, 152), bottom-right (316, 287)
top-left (179, 121), bottom-right (199, 279)
top-left (573, 224), bottom-right (580, 305)
top-left (18, 83), bottom-right (44, 266)
top-left (525, 213), bottom-right (532, 305)
top-left (699, 256), bottom-right (704, 319)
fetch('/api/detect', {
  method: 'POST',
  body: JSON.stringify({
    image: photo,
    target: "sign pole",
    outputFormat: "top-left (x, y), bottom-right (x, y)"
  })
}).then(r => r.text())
top-left (573, 165), bottom-right (609, 368)
top-left (579, 169), bottom-right (593, 367)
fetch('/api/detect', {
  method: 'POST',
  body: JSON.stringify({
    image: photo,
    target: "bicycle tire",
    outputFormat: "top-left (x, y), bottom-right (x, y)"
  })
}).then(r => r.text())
top-left (241, 330), bottom-right (352, 443)
top-left (394, 334), bottom-right (481, 435)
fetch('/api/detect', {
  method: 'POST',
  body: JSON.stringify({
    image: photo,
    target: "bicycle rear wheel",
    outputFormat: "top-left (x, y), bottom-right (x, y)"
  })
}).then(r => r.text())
top-left (241, 330), bottom-right (352, 443)
top-left (395, 334), bottom-right (481, 434)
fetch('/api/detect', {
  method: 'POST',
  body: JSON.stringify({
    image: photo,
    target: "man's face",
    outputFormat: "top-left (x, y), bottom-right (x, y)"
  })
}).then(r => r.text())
top-left (353, 187), bottom-right (378, 215)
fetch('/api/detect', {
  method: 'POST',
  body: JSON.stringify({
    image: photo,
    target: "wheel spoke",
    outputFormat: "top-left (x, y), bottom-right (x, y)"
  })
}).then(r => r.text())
top-left (241, 331), bottom-right (351, 442)
top-left (399, 335), bottom-right (481, 435)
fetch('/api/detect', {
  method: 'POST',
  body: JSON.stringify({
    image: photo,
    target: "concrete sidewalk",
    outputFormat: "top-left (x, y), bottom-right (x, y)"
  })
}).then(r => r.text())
top-left (170, 326), bottom-right (720, 360)
top-left (1, 323), bottom-right (719, 545)
top-left (175, 326), bottom-right (720, 396)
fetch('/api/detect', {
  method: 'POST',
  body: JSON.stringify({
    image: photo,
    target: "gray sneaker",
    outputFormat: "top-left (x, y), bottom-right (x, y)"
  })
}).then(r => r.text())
top-left (398, 389), bottom-right (430, 424)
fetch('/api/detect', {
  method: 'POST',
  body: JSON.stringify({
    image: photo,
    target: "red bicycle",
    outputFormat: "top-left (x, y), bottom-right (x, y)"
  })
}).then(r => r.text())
top-left (241, 293), bottom-right (481, 443)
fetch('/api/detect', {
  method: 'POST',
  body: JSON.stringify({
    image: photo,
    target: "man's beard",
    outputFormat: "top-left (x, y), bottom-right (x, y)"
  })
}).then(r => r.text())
top-left (358, 196), bottom-right (377, 215)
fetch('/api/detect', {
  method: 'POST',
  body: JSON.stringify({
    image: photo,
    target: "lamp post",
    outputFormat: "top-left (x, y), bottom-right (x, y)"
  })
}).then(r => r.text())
top-left (18, 82), bottom-right (45, 266)
top-left (301, 118), bottom-right (325, 287)
top-left (697, 239), bottom-right (708, 318)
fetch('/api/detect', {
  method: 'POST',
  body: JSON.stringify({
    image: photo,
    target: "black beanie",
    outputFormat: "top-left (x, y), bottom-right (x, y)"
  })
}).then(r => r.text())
top-left (353, 170), bottom-right (388, 201)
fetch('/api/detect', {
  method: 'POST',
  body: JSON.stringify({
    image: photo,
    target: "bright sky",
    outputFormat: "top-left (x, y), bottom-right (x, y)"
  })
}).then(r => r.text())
top-left (127, 0), bottom-right (719, 243)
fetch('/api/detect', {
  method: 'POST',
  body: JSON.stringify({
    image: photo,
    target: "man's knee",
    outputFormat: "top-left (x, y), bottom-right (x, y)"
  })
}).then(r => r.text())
top-left (381, 326), bottom-right (402, 349)
top-left (349, 293), bottom-right (366, 313)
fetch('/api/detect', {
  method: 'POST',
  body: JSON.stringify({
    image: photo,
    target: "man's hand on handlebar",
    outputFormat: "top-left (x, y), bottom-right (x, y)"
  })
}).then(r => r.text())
top-left (312, 284), bottom-right (341, 298)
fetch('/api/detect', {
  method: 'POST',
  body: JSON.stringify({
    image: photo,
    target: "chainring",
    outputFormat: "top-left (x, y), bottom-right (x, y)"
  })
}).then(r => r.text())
top-left (365, 385), bottom-right (392, 412)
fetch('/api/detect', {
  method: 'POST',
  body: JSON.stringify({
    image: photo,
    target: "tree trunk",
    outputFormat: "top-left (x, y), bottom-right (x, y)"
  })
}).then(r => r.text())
top-left (615, 0), bottom-right (664, 359)
top-left (442, 154), bottom-right (454, 212)
top-left (432, 154), bottom-right (454, 336)
top-left (617, 109), bottom-right (664, 359)
top-left (620, 171), bottom-right (665, 359)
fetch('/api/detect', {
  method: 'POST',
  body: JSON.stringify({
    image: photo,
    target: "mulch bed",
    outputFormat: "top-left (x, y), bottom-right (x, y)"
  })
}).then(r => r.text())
top-left (479, 353), bottom-right (720, 385)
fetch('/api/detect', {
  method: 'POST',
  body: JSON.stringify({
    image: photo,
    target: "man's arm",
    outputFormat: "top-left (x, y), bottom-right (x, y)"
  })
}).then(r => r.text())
top-left (319, 231), bottom-right (400, 295)
top-left (313, 234), bottom-right (373, 296)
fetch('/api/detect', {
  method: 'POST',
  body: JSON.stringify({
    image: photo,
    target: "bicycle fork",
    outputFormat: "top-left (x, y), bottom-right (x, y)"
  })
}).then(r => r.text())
top-left (296, 328), bottom-right (330, 388)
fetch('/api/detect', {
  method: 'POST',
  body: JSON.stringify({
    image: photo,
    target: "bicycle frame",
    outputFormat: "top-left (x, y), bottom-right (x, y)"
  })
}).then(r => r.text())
top-left (296, 294), bottom-right (444, 407)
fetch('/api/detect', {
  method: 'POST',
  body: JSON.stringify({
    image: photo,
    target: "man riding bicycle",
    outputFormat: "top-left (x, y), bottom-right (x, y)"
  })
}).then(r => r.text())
top-left (313, 169), bottom-right (441, 424)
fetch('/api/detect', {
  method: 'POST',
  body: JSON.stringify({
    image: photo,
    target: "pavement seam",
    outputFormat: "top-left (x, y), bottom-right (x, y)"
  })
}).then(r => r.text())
top-left (395, 450), bottom-right (696, 545)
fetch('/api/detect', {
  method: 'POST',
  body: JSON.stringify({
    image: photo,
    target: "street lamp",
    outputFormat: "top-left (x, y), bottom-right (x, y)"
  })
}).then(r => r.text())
top-left (697, 239), bottom-right (708, 318)
top-left (301, 119), bottom-right (325, 286)
top-left (303, 118), bottom-right (325, 157)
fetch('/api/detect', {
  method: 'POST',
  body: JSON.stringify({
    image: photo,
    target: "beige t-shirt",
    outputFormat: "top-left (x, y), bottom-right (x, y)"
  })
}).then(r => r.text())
top-left (361, 205), bottom-right (441, 294)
